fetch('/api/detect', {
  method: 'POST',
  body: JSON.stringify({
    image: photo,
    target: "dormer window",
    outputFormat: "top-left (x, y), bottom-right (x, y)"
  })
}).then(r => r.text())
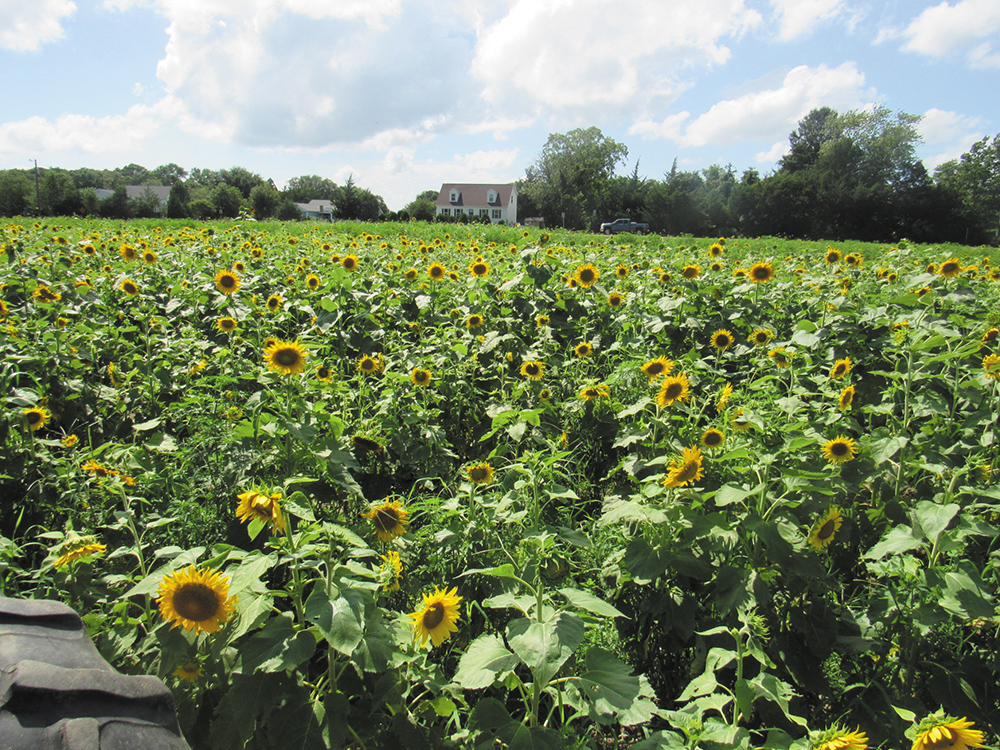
top-left (487, 189), bottom-right (497, 204)
top-left (449, 189), bottom-right (459, 203)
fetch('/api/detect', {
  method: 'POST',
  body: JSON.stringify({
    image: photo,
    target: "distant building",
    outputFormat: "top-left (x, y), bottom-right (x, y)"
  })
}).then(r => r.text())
top-left (94, 185), bottom-right (172, 215)
top-left (434, 183), bottom-right (517, 224)
top-left (294, 199), bottom-right (336, 221)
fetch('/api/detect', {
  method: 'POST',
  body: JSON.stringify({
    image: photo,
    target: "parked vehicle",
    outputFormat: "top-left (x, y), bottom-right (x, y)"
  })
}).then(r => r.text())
top-left (599, 217), bottom-right (649, 235)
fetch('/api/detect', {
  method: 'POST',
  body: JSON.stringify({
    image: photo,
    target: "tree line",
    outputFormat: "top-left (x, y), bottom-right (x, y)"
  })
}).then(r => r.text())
top-left (516, 109), bottom-right (1000, 245)
top-left (0, 164), bottom-right (389, 222)
top-left (2, 105), bottom-right (998, 245)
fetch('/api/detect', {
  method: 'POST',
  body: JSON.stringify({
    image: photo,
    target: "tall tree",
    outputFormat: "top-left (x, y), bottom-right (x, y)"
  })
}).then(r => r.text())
top-left (935, 133), bottom-right (1000, 242)
top-left (0, 170), bottom-right (32, 217)
top-left (219, 167), bottom-right (266, 199)
top-left (283, 175), bottom-right (338, 203)
top-left (778, 107), bottom-right (839, 173)
top-left (520, 127), bottom-right (628, 229)
top-left (250, 184), bottom-right (281, 220)
top-left (151, 163), bottom-right (188, 186)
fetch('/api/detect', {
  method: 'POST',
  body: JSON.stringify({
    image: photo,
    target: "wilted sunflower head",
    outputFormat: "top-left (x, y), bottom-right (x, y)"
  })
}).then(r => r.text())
top-left (362, 500), bottom-right (409, 542)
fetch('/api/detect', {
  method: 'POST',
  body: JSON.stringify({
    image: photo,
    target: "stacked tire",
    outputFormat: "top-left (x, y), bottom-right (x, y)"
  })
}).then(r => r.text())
top-left (0, 597), bottom-right (191, 750)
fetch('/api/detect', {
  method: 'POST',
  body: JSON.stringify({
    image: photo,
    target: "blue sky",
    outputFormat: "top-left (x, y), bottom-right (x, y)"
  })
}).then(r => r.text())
top-left (1, 0), bottom-right (998, 210)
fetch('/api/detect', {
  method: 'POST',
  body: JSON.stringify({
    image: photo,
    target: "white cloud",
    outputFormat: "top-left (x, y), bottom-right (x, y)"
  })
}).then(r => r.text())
top-left (0, 100), bottom-right (172, 156)
top-left (630, 63), bottom-right (875, 148)
top-left (0, 0), bottom-right (76, 51)
top-left (471, 0), bottom-right (761, 117)
top-left (755, 141), bottom-right (789, 164)
top-left (898, 0), bottom-right (1000, 68)
top-left (768, 0), bottom-right (854, 41)
top-left (918, 107), bottom-right (985, 169)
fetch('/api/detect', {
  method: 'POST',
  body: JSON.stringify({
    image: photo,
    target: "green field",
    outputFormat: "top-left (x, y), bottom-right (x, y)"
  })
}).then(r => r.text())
top-left (2, 217), bottom-right (998, 749)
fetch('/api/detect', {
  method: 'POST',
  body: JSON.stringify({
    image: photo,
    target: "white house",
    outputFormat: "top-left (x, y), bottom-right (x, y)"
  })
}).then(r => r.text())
top-left (434, 183), bottom-right (517, 225)
top-left (294, 199), bottom-right (336, 221)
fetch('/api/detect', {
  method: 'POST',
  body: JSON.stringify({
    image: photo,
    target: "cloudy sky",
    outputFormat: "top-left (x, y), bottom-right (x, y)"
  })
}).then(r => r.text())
top-left (1, 0), bottom-right (998, 209)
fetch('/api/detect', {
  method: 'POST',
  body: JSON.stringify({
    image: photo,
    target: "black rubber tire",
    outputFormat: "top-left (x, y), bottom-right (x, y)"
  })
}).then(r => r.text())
top-left (0, 597), bottom-right (191, 750)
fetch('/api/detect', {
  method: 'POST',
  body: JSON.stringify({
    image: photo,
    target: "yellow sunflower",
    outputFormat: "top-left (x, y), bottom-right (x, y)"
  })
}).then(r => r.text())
top-left (822, 435), bottom-right (857, 465)
top-left (641, 356), bottom-right (674, 380)
top-left (409, 586), bottom-right (462, 647)
top-left (749, 262), bottom-right (775, 283)
top-left (316, 365), bottom-right (333, 382)
top-left (607, 292), bottom-right (625, 308)
top-left (825, 247), bottom-right (841, 264)
top-left (980, 327), bottom-right (999, 347)
top-left (662, 445), bottom-right (704, 488)
top-left (216, 317), bottom-right (237, 333)
top-left (701, 428), bottom-right (725, 449)
top-left (379, 550), bottom-right (403, 592)
top-left (214, 269), bottom-right (240, 295)
top-left (615, 264), bottom-right (630, 278)
top-left (911, 715), bottom-right (984, 750)
top-left (142, 250), bottom-right (157, 264)
top-left (579, 384), bottom-right (610, 401)
top-left (266, 294), bottom-right (283, 312)
top-left (120, 278), bottom-right (139, 296)
top-left (656, 373), bottom-right (690, 407)
top-left (410, 367), bottom-right (432, 387)
top-left (362, 500), bottom-right (410, 542)
top-left (173, 661), bottom-right (202, 683)
top-left (983, 354), bottom-right (1000, 380)
top-left (830, 357), bottom-right (853, 380)
top-left (466, 462), bottom-right (494, 484)
top-left (53, 541), bottom-right (106, 569)
top-left (341, 254), bottom-right (359, 271)
top-left (811, 726), bottom-right (868, 750)
top-left (838, 384), bottom-right (856, 411)
top-left (357, 354), bottom-right (384, 375)
top-left (264, 339), bottom-right (307, 376)
top-left (574, 263), bottom-right (600, 288)
top-left (235, 490), bottom-right (287, 535)
top-left (306, 274), bottom-right (321, 291)
top-left (748, 329), bottom-right (773, 346)
top-left (469, 260), bottom-right (490, 277)
top-left (708, 243), bottom-right (724, 258)
top-left (157, 565), bottom-right (236, 635)
top-left (938, 258), bottom-right (962, 279)
top-left (427, 262), bottom-right (447, 280)
top-left (32, 284), bottom-right (60, 303)
top-left (716, 382), bottom-right (733, 412)
top-left (119, 244), bottom-right (138, 261)
top-left (520, 361), bottom-right (545, 379)
top-left (24, 405), bottom-right (51, 432)
top-left (681, 264), bottom-right (701, 280)
top-left (574, 342), bottom-right (594, 358)
top-left (808, 508), bottom-right (843, 551)
top-left (466, 314), bottom-right (484, 329)
top-left (711, 329), bottom-right (735, 351)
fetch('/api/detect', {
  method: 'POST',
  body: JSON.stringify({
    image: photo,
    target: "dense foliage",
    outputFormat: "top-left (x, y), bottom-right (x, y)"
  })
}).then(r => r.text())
top-left (2, 218), bottom-right (999, 749)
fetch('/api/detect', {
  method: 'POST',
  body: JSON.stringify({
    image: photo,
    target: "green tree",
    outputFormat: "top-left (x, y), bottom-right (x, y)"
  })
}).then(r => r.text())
top-left (0, 170), bottom-right (32, 217)
top-left (151, 163), bottom-right (188, 186)
top-left (167, 181), bottom-right (190, 218)
top-left (283, 175), bottom-right (338, 203)
top-left (114, 163), bottom-right (150, 188)
top-left (41, 169), bottom-right (82, 216)
top-left (403, 189), bottom-right (438, 221)
top-left (935, 133), bottom-right (1000, 243)
top-left (277, 200), bottom-right (304, 221)
top-left (219, 167), bottom-right (266, 199)
top-left (187, 197), bottom-right (216, 220)
top-left (212, 184), bottom-right (243, 218)
top-left (333, 176), bottom-right (386, 221)
top-left (778, 106), bottom-right (839, 173)
top-left (131, 186), bottom-right (164, 218)
top-left (250, 184), bottom-right (281, 219)
top-left (520, 127), bottom-right (628, 229)
top-left (98, 186), bottom-right (132, 219)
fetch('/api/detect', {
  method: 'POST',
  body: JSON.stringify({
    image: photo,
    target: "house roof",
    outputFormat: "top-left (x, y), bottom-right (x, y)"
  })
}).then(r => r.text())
top-left (124, 185), bottom-right (172, 203)
top-left (435, 183), bottom-right (515, 208)
top-left (295, 199), bottom-right (335, 213)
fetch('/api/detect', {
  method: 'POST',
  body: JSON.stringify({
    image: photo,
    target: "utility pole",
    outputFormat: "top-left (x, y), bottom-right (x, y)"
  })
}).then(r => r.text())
top-left (30, 159), bottom-right (41, 215)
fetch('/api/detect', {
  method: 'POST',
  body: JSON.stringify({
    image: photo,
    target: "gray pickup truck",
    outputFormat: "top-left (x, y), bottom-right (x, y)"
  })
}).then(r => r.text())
top-left (600, 218), bottom-right (649, 235)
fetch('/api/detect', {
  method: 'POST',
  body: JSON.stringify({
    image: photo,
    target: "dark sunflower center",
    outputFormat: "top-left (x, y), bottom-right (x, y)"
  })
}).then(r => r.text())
top-left (274, 349), bottom-right (300, 367)
top-left (716, 335), bottom-right (731, 347)
top-left (942, 263), bottom-right (958, 274)
top-left (583, 388), bottom-right (599, 398)
top-left (431, 267), bottom-right (443, 277)
top-left (834, 365), bottom-right (846, 377)
top-left (474, 264), bottom-right (487, 275)
top-left (173, 583), bottom-right (220, 622)
top-left (664, 383), bottom-right (682, 400)
top-left (705, 432), bottom-right (721, 446)
top-left (646, 363), bottom-right (664, 376)
top-left (818, 519), bottom-right (836, 540)
top-left (361, 359), bottom-right (375, 371)
top-left (220, 275), bottom-right (235, 288)
top-left (755, 333), bottom-right (768, 343)
top-left (831, 442), bottom-right (849, 456)
top-left (373, 508), bottom-right (400, 533)
top-left (422, 602), bottom-right (445, 630)
top-left (753, 268), bottom-right (769, 279)
top-left (683, 268), bottom-right (697, 278)
top-left (124, 283), bottom-right (136, 293)
top-left (470, 466), bottom-right (489, 481)
top-left (610, 296), bottom-right (621, 306)
top-left (318, 367), bottom-right (330, 378)
top-left (26, 411), bottom-right (41, 425)
top-left (674, 461), bottom-right (698, 483)
top-left (577, 269), bottom-right (594, 284)
top-left (414, 371), bottom-right (428, 383)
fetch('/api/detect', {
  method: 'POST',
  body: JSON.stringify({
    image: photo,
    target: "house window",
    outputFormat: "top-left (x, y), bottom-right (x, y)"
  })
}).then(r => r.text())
top-left (480, 209), bottom-right (488, 216)
top-left (487, 189), bottom-right (497, 204)
top-left (449, 189), bottom-right (459, 203)
top-left (440, 208), bottom-right (449, 216)
top-left (467, 208), bottom-right (475, 215)
top-left (492, 209), bottom-right (502, 219)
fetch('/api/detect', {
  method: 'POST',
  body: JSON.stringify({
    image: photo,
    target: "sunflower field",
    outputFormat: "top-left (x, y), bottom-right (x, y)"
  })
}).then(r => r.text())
top-left (2, 217), bottom-right (999, 750)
